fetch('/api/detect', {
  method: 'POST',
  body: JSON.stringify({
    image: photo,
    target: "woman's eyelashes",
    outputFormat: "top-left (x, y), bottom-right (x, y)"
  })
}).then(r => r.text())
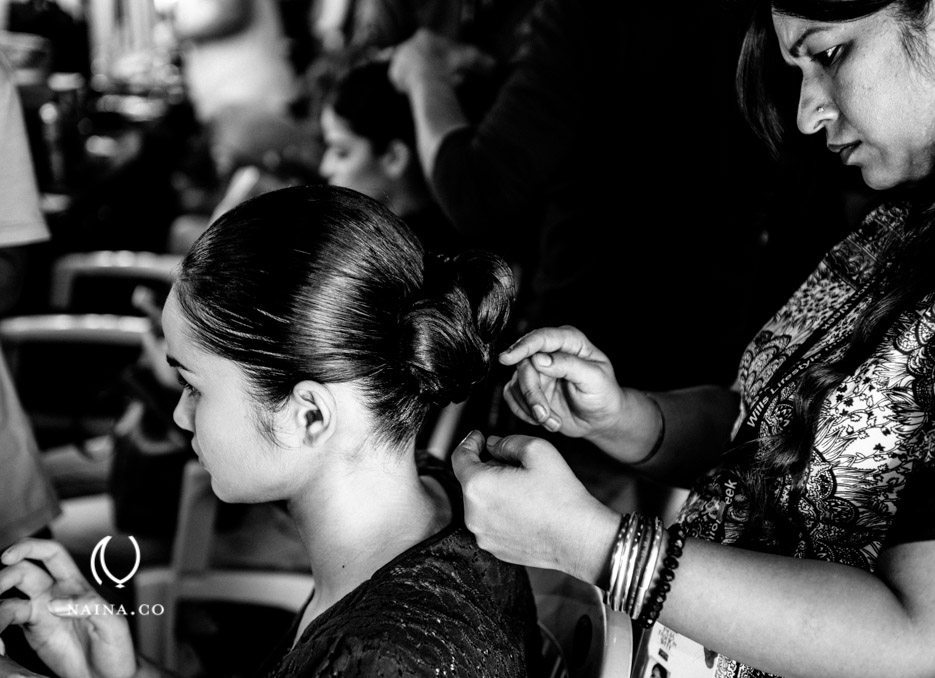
top-left (813, 44), bottom-right (842, 68)
top-left (176, 372), bottom-right (201, 397)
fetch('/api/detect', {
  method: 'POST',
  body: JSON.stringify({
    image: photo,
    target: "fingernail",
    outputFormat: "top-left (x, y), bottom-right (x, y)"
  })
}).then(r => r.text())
top-left (532, 404), bottom-right (548, 421)
top-left (48, 599), bottom-right (74, 615)
top-left (1, 547), bottom-right (13, 563)
top-left (545, 417), bottom-right (560, 432)
top-left (458, 430), bottom-right (478, 447)
top-left (487, 435), bottom-right (502, 446)
top-left (533, 353), bottom-right (552, 367)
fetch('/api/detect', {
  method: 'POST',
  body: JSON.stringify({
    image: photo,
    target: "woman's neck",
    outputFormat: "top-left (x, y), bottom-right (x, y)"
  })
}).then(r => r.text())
top-left (286, 441), bottom-right (449, 617)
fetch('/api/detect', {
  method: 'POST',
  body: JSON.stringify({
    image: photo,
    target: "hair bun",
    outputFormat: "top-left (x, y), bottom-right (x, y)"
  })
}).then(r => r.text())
top-left (400, 250), bottom-right (513, 405)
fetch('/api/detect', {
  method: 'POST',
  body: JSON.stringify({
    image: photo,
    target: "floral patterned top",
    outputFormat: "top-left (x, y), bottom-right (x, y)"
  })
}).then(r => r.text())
top-left (645, 203), bottom-right (935, 678)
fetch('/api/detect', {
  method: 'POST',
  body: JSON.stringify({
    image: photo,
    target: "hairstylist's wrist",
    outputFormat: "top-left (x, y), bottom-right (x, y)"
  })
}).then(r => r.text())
top-left (563, 500), bottom-right (621, 586)
top-left (585, 388), bottom-right (662, 465)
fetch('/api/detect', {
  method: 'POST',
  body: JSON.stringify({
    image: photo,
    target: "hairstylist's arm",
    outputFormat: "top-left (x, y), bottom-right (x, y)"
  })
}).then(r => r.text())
top-left (454, 433), bottom-right (935, 678)
top-left (0, 539), bottom-right (137, 678)
top-left (389, 29), bottom-right (487, 178)
top-left (499, 326), bottom-right (738, 486)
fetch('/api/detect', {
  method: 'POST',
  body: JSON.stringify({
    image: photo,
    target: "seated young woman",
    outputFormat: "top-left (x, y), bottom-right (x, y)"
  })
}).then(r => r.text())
top-left (0, 185), bottom-right (540, 678)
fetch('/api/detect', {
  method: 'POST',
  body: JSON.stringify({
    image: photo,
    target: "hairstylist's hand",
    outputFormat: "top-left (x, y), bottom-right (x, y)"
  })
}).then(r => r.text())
top-left (0, 540), bottom-right (137, 678)
top-left (389, 29), bottom-right (495, 95)
top-left (452, 432), bottom-right (620, 584)
top-left (499, 326), bottom-right (628, 438)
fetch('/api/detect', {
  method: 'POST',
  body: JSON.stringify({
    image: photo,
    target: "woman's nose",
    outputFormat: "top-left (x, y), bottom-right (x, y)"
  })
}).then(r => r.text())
top-left (319, 152), bottom-right (335, 180)
top-left (173, 393), bottom-right (194, 433)
top-left (797, 76), bottom-right (836, 135)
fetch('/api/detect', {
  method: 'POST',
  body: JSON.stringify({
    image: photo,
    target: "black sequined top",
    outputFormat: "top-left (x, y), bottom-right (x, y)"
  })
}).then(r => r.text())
top-left (259, 458), bottom-right (540, 677)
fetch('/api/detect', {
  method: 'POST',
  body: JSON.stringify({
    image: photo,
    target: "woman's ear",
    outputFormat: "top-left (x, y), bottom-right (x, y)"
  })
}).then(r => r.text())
top-left (380, 139), bottom-right (412, 180)
top-left (286, 380), bottom-right (336, 447)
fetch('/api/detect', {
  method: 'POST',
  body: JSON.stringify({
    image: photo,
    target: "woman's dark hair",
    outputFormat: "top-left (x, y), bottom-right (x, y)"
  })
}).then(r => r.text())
top-left (733, 0), bottom-right (935, 542)
top-left (325, 60), bottom-right (416, 154)
top-left (174, 184), bottom-right (513, 447)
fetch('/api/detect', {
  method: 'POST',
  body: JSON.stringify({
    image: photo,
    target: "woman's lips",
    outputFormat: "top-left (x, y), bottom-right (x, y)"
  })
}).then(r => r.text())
top-left (829, 141), bottom-right (860, 164)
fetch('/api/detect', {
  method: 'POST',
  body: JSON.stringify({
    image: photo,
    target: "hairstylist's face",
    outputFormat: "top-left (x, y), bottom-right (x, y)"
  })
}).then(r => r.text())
top-left (319, 106), bottom-right (392, 201)
top-left (774, 6), bottom-right (935, 189)
top-left (162, 290), bottom-right (295, 503)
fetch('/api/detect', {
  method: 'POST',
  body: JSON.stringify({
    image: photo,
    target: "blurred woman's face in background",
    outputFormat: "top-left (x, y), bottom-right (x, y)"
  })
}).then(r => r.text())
top-left (319, 106), bottom-right (392, 201)
top-left (775, 7), bottom-right (935, 190)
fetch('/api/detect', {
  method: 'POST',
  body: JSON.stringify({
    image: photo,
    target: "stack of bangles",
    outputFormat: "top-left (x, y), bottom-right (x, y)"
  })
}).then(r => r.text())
top-left (602, 513), bottom-right (687, 628)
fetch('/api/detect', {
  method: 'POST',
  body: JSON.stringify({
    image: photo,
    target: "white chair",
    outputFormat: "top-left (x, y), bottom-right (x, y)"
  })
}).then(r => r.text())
top-left (528, 566), bottom-right (633, 678)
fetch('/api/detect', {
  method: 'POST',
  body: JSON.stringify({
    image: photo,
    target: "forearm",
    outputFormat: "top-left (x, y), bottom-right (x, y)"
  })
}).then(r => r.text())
top-left (567, 516), bottom-right (935, 678)
top-left (405, 76), bottom-right (470, 184)
top-left (658, 539), bottom-right (935, 678)
top-left (589, 386), bottom-right (738, 487)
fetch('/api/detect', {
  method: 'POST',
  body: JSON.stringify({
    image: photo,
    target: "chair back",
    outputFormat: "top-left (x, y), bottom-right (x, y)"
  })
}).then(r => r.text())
top-left (0, 313), bottom-right (149, 449)
top-left (49, 250), bottom-right (180, 314)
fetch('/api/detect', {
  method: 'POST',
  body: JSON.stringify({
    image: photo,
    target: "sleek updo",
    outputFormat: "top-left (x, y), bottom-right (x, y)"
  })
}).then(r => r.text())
top-left (174, 184), bottom-right (513, 446)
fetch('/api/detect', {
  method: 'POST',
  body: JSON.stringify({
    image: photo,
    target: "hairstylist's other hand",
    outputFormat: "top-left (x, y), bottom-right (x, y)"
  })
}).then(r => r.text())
top-left (452, 432), bottom-right (620, 584)
top-left (0, 540), bottom-right (137, 678)
top-left (499, 326), bottom-right (627, 440)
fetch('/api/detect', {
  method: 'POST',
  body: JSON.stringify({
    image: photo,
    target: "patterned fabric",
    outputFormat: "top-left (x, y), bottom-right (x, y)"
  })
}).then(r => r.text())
top-left (260, 456), bottom-right (540, 677)
top-left (674, 202), bottom-right (935, 677)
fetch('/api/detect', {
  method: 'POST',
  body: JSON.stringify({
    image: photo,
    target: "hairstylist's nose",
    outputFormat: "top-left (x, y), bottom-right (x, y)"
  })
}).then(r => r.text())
top-left (797, 78), bottom-right (836, 135)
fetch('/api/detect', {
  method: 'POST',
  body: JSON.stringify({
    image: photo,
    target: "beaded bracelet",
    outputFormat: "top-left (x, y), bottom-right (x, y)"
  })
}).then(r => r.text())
top-left (635, 522), bottom-right (687, 628)
top-left (631, 393), bottom-right (666, 466)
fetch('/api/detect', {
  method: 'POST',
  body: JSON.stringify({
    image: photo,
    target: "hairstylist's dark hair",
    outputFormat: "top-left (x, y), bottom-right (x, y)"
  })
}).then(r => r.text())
top-left (174, 185), bottom-right (513, 446)
top-left (325, 60), bottom-right (416, 154)
top-left (732, 0), bottom-right (935, 543)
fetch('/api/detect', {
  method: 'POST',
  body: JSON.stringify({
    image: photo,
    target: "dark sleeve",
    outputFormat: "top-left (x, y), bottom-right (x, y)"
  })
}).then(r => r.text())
top-left (430, 0), bottom-right (586, 246)
top-left (886, 463), bottom-right (935, 546)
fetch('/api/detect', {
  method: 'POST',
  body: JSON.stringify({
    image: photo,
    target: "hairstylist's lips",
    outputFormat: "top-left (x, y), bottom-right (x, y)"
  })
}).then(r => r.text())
top-left (828, 140), bottom-right (860, 164)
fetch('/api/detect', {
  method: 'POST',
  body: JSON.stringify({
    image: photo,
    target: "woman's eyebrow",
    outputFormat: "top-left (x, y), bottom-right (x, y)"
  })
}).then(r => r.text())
top-left (790, 26), bottom-right (831, 57)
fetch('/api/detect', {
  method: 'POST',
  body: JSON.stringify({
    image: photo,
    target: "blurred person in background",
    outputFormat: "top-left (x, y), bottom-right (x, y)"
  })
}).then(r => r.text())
top-left (318, 58), bottom-right (460, 254)
top-left (0, 47), bottom-right (60, 674)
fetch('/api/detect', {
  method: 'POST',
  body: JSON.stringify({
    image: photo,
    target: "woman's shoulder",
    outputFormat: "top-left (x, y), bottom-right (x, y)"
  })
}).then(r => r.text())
top-left (277, 537), bottom-right (536, 677)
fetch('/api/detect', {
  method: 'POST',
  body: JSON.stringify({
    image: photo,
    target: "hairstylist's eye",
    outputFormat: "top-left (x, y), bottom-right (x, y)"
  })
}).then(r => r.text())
top-left (813, 45), bottom-right (842, 67)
